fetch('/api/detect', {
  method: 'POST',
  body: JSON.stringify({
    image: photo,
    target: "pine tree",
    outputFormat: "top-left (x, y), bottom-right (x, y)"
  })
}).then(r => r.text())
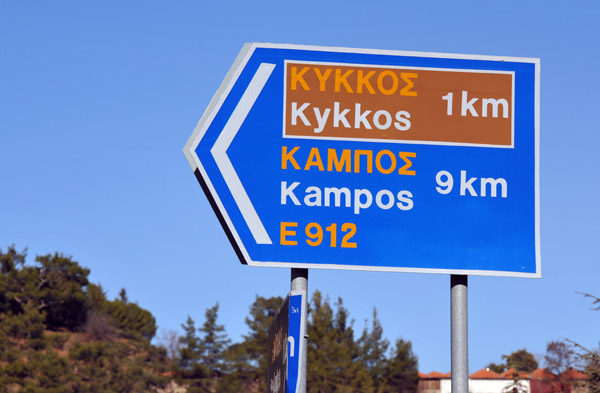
top-left (487, 348), bottom-right (538, 378)
top-left (35, 252), bottom-right (90, 330)
top-left (307, 290), bottom-right (337, 393)
top-left (199, 303), bottom-right (231, 378)
top-left (4, 299), bottom-right (45, 340)
top-left (217, 343), bottom-right (251, 393)
top-left (0, 245), bottom-right (27, 312)
top-left (359, 308), bottom-right (390, 392)
top-left (239, 295), bottom-right (284, 392)
top-left (505, 348), bottom-right (539, 373)
top-left (332, 297), bottom-right (373, 393)
top-left (307, 291), bottom-right (373, 393)
top-left (104, 299), bottom-right (157, 341)
top-left (0, 247), bottom-right (91, 333)
top-left (382, 339), bottom-right (419, 393)
top-left (178, 315), bottom-right (203, 373)
top-left (85, 282), bottom-right (108, 313)
top-left (118, 287), bottom-right (128, 304)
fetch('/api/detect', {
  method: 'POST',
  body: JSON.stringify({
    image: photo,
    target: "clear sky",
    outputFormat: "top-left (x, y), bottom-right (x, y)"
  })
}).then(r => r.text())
top-left (1, 0), bottom-right (599, 374)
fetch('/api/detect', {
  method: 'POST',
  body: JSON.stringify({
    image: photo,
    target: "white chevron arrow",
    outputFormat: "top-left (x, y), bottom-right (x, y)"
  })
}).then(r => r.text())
top-left (211, 63), bottom-right (275, 245)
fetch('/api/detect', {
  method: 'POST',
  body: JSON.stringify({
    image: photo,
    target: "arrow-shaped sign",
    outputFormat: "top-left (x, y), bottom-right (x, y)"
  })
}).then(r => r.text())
top-left (211, 62), bottom-right (275, 245)
top-left (184, 43), bottom-right (541, 278)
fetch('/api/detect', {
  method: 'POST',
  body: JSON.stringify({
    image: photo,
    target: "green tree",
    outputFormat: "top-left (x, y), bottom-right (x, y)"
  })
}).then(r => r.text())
top-left (217, 342), bottom-right (251, 393)
top-left (488, 348), bottom-right (538, 393)
top-left (35, 252), bottom-right (90, 330)
top-left (32, 350), bottom-right (73, 392)
top-left (175, 304), bottom-right (232, 393)
top-left (68, 340), bottom-right (167, 392)
top-left (381, 339), bottom-right (419, 393)
top-left (119, 287), bottom-right (128, 304)
top-left (487, 362), bottom-right (507, 373)
top-left (359, 308), bottom-right (390, 391)
top-left (307, 290), bottom-right (338, 393)
top-left (104, 298), bottom-right (157, 341)
top-left (86, 282), bottom-right (108, 313)
top-left (236, 294), bottom-right (284, 392)
top-left (0, 246), bottom-right (38, 316)
top-left (3, 299), bottom-right (45, 341)
top-left (307, 291), bottom-right (373, 393)
top-left (0, 245), bottom-right (26, 274)
top-left (199, 303), bottom-right (231, 377)
top-left (178, 315), bottom-right (203, 373)
top-left (0, 247), bottom-right (46, 344)
top-left (332, 297), bottom-right (373, 393)
top-left (495, 349), bottom-right (538, 373)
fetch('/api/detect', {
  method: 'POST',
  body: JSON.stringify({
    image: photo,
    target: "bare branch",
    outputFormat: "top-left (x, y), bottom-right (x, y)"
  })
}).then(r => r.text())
top-left (576, 292), bottom-right (600, 311)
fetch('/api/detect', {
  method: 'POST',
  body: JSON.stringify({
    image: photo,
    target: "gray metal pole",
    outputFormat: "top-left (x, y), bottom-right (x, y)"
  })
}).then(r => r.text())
top-left (291, 268), bottom-right (308, 393)
top-left (451, 275), bottom-right (469, 393)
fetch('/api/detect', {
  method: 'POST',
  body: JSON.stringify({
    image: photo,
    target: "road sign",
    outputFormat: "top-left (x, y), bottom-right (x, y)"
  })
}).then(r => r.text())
top-left (184, 43), bottom-right (540, 277)
top-left (267, 290), bottom-right (307, 393)
top-left (267, 295), bottom-right (288, 393)
top-left (286, 290), bottom-right (306, 393)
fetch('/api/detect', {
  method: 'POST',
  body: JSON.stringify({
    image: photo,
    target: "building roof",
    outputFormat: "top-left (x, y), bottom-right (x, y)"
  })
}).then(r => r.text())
top-left (418, 368), bottom-right (586, 381)
top-left (530, 368), bottom-right (558, 380)
top-left (561, 368), bottom-right (587, 380)
top-left (420, 371), bottom-right (451, 379)
top-left (500, 368), bottom-right (530, 380)
top-left (470, 368), bottom-right (502, 379)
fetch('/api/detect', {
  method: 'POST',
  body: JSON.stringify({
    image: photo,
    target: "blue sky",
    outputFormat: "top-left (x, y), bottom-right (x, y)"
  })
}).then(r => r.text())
top-left (1, 1), bottom-right (599, 374)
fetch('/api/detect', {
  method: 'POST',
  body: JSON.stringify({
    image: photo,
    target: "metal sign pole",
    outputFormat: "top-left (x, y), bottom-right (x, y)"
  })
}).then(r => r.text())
top-left (291, 268), bottom-right (308, 393)
top-left (451, 275), bottom-right (468, 393)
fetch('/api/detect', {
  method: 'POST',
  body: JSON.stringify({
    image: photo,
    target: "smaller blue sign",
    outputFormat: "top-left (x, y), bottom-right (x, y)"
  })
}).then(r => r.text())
top-left (287, 290), bottom-right (306, 393)
top-left (267, 289), bottom-right (307, 393)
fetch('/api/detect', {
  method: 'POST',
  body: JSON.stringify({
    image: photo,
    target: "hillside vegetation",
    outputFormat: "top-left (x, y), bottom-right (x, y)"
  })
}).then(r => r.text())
top-left (0, 245), bottom-right (418, 393)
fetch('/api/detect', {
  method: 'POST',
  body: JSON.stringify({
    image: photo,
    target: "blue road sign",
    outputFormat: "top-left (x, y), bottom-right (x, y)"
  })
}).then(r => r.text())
top-left (267, 295), bottom-right (288, 393)
top-left (184, 43), bottom-right (540, 277)
top-left (266, 290), bottom-right (306, 393)
top-left (287, 290), bottom-right (305, 393)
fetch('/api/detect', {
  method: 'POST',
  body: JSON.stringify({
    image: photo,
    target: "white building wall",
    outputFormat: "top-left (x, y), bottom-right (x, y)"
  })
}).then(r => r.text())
top-left (440, 378), bottom-right (531, 393)
top-left (441, 378), bottom-right (451, 393)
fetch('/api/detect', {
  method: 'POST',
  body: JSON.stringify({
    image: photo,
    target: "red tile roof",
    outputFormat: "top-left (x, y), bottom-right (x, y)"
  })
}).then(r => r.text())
top-left (561, 368), bottom-right (587, 380)
top-left (418, 368), bottom-right (587, 382)
top-left (531, 368), bottom-right (558, 380)
top-left (420, 371), bottom-right (451, 379)
top-left (500, 368), bottom-right (530, 379)
top-left (470, 368), bottom-right (502, 379)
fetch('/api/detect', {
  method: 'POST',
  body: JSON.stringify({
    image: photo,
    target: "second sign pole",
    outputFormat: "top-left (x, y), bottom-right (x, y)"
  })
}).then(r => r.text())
top-left (291, 268), bottom-right (308, 393)
top-left (451, 275), bottom-right (469, 393)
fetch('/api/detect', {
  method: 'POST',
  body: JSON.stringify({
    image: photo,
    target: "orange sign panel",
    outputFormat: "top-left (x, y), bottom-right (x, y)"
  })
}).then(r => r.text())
top-left (284, 61), bottom-right (514, 147)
